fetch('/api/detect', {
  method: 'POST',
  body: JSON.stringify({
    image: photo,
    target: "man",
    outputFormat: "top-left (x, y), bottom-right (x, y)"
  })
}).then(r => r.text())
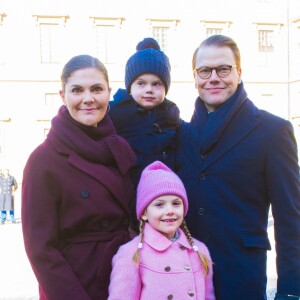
top-left (176, 35), bottom-right (300, 300)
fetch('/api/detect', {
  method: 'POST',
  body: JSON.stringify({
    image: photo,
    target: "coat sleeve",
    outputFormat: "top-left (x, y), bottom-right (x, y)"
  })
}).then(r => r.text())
top-left (108, 242), bottom-right (141, 300)
top-left (265, 120), bottom-right (300, 296)
top-left (21, 149), bottom-right (91, 300)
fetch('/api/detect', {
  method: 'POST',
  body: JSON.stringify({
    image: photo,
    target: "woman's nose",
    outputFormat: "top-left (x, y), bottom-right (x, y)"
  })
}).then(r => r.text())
top-left (83, 91), bottom-right (94, 102)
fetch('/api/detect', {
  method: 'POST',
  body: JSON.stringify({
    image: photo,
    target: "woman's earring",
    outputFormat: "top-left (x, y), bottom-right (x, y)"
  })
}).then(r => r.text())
top-left (106, 103), bottom-right (110, 114)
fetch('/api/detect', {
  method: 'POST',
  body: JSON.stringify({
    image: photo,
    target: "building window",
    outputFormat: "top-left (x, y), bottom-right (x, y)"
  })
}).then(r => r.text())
top-left (33, 15), bottom-right (68, 64)
top-left (39, 23), bottom-right (61, 63)
top-left (206, 27), bottom-right (223, 37)
top-left (95, 25), bottom-right (117, 64)
top-left (147, 19), bottom-right (179, 53)
top-left (0, 13), bottom-right (6, 65)
top-left (200, 21), bottom-right (231, 38)
top-left (152, 26), bottom-right (169, 52)
top-left (91, 17), bottom-right (124, 64)
top-left (43, 128), bottom-right (50, 138)
top-left (258, 30), bottom-right (274, 52)
top-left (45, 93), bottom-right (61, 108)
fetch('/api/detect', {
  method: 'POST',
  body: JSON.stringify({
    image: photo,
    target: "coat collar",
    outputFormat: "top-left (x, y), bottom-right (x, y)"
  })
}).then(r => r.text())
top-left (143, 222), bottom-right (192, 251)
top-left (47, 138), bottom-right (131, 213)
top-left (180, 89), bottom-right (261, 171)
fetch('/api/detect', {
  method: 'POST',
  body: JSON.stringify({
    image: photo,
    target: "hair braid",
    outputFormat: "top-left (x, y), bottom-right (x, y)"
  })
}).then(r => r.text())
top-left (132, 220), bottom-right (146, 265)
top-left (180, 219), bottom-right (211, 276)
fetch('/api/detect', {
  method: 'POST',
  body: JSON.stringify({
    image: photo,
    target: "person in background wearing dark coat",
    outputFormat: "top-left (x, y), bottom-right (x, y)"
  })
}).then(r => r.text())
top-left (0, 168), bottom-right (18, 224)
top-left (176, 35), bottom-right (300, 300)
top-left (109, 37), bottom-right (182, 188)
top-left (21, 55), bottom-right (136, 300)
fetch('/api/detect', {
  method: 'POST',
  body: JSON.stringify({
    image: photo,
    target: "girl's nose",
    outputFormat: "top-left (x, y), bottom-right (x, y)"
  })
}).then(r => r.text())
top-left (166, 206), bottom-right (175, 215)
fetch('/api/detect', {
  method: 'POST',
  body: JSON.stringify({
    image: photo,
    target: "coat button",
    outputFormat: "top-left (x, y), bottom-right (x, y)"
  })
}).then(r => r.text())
top-left (81, 189), bottom-right (89, 198)
top-left (198, 208), bottom-right (205, 215)
top-left (101, 219), bottom-right (109, 228)
top-left (122, 218), bottom-right (129, 226)
top-left (164, 266), bottom-right (171, 272)
top-left (184, 264), bottom-right (191, 270)
top-left (199, 173), bottom-right (206, 180)
top-left (167, 294), bottom-right (173, 299)
top-left (188, 290), bottom-right (195, 297)
top-left (180, 245), bottom-right (186, 250)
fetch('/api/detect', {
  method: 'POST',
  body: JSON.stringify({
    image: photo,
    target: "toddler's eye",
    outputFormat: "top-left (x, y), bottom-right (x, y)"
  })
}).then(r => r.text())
top-left (153, 81), bottom-right (163, 87)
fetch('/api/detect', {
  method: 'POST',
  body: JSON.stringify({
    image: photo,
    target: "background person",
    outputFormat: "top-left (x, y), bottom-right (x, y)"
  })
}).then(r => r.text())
top-left (108, 161), bottom-right (215, 300)
top-left (0, 168), bottom-right (18, 224)
top-left (21, 54), bottom-right (136, 300)
top-left (109, 37), bottom-right (182, 188)
top-left (175, 35), bottom-right (300, 300)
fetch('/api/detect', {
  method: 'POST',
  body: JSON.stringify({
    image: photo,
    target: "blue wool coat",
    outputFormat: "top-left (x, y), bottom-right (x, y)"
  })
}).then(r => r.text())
top-left (176, 84), bottom-right (300, 300)
top-left (109, 88), bottom-right (182, 188)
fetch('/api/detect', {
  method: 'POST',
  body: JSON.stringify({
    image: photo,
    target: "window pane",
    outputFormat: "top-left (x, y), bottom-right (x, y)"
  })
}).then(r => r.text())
top-left (96, 25), bottom-right (117, 64)
top-left (152, 27), bottom-right (169, 52)
top-left (258, 30), bottom-right (274, 52)
top-left (206, 28), bottom-right (222, 37)
top-left (39, 23), bottom-right (61, 63)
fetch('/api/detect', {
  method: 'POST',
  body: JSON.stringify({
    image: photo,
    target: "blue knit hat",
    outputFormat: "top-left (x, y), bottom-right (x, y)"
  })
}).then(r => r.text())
top-left (125, 37), bottom-right (171, 94)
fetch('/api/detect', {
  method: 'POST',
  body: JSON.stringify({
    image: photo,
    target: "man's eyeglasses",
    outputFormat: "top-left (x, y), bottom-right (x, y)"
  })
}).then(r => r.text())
top-left (194, 65), bottom-right (237, 79)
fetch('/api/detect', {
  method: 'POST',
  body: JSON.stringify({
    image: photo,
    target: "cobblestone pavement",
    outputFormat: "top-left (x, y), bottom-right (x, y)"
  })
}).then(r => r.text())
top-left (0, 214), bottom-right (277, 300)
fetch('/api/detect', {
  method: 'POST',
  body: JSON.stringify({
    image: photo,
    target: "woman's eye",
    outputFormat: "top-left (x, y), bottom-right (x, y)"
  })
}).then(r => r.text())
top-left (72, 87), bottom-right (82, 94)
top-left (92, 86), bottom-right (103, 93)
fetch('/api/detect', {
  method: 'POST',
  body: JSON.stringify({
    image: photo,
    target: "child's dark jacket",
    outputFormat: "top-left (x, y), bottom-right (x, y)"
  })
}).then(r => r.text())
top-left (109, 88), bottom-right (182, 188)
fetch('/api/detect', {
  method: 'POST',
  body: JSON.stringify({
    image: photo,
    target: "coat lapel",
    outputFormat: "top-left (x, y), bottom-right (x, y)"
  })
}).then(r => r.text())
top-left (201, 100), bottom-right (261, 171)
top-left (68, 151), bottom-right (129, 212)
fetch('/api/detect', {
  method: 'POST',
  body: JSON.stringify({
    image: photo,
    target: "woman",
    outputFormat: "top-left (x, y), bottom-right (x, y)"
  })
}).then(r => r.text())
top-left (21, 55), bottom-right (136, 300)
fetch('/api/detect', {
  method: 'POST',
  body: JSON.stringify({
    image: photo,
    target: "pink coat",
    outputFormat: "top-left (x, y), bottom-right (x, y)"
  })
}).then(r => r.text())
top-left (108, 223), bottom-right (215, 300)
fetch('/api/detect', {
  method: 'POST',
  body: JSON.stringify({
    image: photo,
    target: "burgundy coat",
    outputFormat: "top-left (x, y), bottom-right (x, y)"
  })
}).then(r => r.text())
top-left (22, 107), bottom-right (136, 300)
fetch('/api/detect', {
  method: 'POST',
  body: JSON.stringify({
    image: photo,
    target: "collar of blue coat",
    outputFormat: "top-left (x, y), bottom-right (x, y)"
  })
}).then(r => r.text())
top-left (143, 222), bottom-right (192, 251)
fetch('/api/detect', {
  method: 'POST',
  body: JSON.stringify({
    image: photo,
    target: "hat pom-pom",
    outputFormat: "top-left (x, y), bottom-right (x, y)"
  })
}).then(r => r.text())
top-left (136, 37), bottom-right (160, 51)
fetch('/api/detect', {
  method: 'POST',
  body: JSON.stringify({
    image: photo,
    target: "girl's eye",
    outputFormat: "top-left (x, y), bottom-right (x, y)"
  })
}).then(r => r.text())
top-left (173, 201), bottom-right (182, 206)
top-left (154, 202), bottom-right (163, 207)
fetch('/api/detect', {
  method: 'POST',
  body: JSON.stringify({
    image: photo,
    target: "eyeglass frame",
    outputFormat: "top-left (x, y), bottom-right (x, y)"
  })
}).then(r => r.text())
top-left (193, 64), bottom-right (237, 79)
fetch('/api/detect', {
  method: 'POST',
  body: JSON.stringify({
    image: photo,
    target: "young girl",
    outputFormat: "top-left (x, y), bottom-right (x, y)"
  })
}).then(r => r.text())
top-left (109, 38), bottom-right (182, 188)
top-left (108, 161), bottom-right (215, 300)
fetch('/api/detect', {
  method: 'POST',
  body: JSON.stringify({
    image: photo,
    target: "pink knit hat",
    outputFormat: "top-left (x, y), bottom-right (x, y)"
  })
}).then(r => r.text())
top-left (136, 161), bottom-right (188, 219)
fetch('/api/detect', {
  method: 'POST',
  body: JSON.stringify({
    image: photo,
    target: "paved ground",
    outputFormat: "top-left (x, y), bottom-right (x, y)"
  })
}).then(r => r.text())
top-left (0, 209), bottom-right (277, 300)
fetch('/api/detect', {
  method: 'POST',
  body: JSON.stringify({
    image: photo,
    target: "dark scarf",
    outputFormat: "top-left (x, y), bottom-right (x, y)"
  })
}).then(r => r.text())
top-left (47, 105), bottom-right (136, 174)
top-left (190, 82), bottom-right (248, 157)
